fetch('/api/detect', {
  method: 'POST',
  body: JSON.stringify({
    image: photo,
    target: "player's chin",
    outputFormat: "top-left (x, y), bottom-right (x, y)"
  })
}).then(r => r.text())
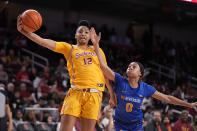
top-left (79, 40), bottom-right (88, 45)
top-left (127, 72), bottom-right (137, 78)
top-left (127, 72), bottom-right (133, 77)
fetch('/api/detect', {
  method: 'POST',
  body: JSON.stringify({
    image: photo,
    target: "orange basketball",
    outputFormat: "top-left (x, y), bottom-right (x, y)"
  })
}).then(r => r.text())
top-left (21, 9), bottom-right (42, 32)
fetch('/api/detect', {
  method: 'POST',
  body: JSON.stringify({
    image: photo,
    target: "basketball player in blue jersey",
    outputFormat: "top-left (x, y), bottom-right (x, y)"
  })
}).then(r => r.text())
top-left (90, 27), bottom-right (197, 131)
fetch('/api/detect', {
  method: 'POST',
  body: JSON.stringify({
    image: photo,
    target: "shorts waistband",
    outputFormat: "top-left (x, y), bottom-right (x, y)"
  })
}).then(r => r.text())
top-left (71, 85), bottom-right (99, 93)
top-left (115, 118), bottom-right (140, 125)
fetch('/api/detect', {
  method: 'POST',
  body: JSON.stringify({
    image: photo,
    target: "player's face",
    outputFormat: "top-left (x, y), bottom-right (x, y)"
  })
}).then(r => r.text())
top-left (126, 62), bottom-right (141, 78)
top-left (75, 26), bottom-right (90, 45)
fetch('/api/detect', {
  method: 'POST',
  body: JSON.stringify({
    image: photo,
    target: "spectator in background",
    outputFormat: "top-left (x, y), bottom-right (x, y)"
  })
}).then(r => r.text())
top-left (47, 99), bottom-right (59, 122)
top-left (12, 90), bottom-right (24, 110)
top-left (0, 83), bottom-right (13, 131)
top-left (23, 110), bottom-right (39, 130)
top-left (38, 78), bottom-right (50, 97)
top-left (100, 105), bottom-right (114, 131)
top-left (174, 110), bottom-right (193, 131)
top-left (19, 83), bottom-right (32, 103)
top-left (7, 49), bottom-right (21, 66)
top-left (188, 107), bottom-right (197, 117)
top-left (144, 106), bottom-right (153, 123)
top-left (0, 49), bottom-right (8, 67)
top-left (29, 67), bottom-right (38, 81)
top-left (0, 64), bottom-right (8, 83)
top-left (22, 56), bottom-right (31, 69)
top-left (142, 95), bottom-right (153, 111)
top-left (16, 65), bottom-right (30, 83)
top-left (167, 110), bottom-right (177, 125)
top-left (56, 58), bottom-right (68, 79)
top-left (33, 97), bottom-right (46, 121)
top-left (13, 109), bottom-right (24, 127)
top-left (6, 82), bottom-right (15, 107)
top-left (45, 115), bottom-right (57, 131)
top-left (33, 72), bottom-right (42, 90)
top-left (144, 111), bottom-right (167, 131)
top-left (42, 67), bottom-right (51, 81)
top-left (95, 109), bottom-right (104, 131)
top-left (33, 96), bottom-right (46, 108)
top-left (172, 86), bottom-right (184, 100)
top-left (163, 116), bottom-right (173, 131)
top-left (75, 106), bottom-right (113, 131)
top-left (191, 115), bottom-right (197, 131)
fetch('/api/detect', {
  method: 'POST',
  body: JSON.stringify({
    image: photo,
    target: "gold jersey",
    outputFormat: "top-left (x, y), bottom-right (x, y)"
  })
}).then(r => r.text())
top-left (54, 42), bottom-right (107, 91)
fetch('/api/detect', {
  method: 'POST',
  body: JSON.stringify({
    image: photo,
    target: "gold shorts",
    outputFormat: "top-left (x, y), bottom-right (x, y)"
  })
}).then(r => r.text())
top-left (60, 88), bottom-right (102, 120)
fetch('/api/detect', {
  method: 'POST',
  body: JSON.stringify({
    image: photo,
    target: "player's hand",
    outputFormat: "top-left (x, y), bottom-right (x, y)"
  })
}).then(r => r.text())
top-left (109, 97), bottom-right (116, 108)
top-left (90, 27), bottom-right (101, 46)
top-left (109, 93), bottom-right (117, 108)
top-left (17, 15), bottom-right (23, 32)
top-left (190, 102), bottom-right (197, 108)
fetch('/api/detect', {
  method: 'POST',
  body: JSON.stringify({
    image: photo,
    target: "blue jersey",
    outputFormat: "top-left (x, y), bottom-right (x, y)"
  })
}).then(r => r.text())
top-left (113, 73), bottom-right (156, 123)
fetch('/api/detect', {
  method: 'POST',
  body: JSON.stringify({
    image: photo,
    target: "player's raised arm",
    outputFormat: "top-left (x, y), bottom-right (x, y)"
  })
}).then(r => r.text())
top-left (152, 91), bottom-right (197, 108)
top-left (90, 27), bottom-right (115, 81)
top-left (17, 15), bottom-right (56, 51)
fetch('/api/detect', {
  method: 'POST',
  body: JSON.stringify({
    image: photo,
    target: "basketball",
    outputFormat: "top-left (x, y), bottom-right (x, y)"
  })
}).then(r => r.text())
top-left (21, 9), bottom-right (42, 32)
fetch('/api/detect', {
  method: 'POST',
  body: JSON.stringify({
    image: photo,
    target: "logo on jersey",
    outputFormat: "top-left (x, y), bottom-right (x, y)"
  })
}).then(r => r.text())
top-left (121, 90), bottom-right (127, 93)
top-left (139, 95), bottom-right (143, 97)
top-left (97, 83), bottom-right (103, 87)
top-left (75, 52), bottom-right (96, 59)
top-left (121, 95), bottom-right (141, 103)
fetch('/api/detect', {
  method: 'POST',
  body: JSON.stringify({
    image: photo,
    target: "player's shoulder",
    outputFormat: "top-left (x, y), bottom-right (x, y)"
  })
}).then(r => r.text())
top-left (139, 81), bottom-right (154, 89)
top-left (139, 81), bottom-right (148, 87)
top-left (72, 44), bottom-right (77, 49)
top-left (116, 73), bottom-right (128, 82)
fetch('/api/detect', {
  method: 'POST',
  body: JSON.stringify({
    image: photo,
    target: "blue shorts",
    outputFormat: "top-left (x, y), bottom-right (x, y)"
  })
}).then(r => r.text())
top-left (114, 118), bottom-right (143, 131)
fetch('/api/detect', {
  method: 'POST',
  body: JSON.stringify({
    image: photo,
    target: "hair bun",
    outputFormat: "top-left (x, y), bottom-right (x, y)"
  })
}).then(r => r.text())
top-left (78, 20), bottom-right (90, 29)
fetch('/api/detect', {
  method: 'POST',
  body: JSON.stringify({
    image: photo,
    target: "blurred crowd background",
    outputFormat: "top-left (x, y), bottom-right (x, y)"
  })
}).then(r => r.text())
top-left (1, 0), bottom-right (197, 131)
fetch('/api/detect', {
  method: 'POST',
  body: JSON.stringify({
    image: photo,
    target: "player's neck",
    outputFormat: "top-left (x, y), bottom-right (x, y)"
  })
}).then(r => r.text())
top-left (128, 78), bottom-right (139, 88)
top-left (77, 44), bottom-right (89, 49)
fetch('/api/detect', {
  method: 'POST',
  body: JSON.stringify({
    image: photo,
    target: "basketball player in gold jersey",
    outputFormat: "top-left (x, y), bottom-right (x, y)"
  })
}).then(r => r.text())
top-left (17, 17), bottom-right (116, 131)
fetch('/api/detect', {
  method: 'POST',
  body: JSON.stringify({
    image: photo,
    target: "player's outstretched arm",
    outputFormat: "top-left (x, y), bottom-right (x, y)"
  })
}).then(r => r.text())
top-left (17, 15), bottom-right (56, 51)
top-left (90, 27), bottom-right (115, 81)
top-left (152, 91), bottom-right (197, 108)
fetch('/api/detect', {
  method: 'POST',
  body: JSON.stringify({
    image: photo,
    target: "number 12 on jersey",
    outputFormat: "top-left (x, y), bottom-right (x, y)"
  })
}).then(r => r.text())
top-left (126, 103), bottom-right (133, 112)
top-left (83, 57), bottom-right (92, 65)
